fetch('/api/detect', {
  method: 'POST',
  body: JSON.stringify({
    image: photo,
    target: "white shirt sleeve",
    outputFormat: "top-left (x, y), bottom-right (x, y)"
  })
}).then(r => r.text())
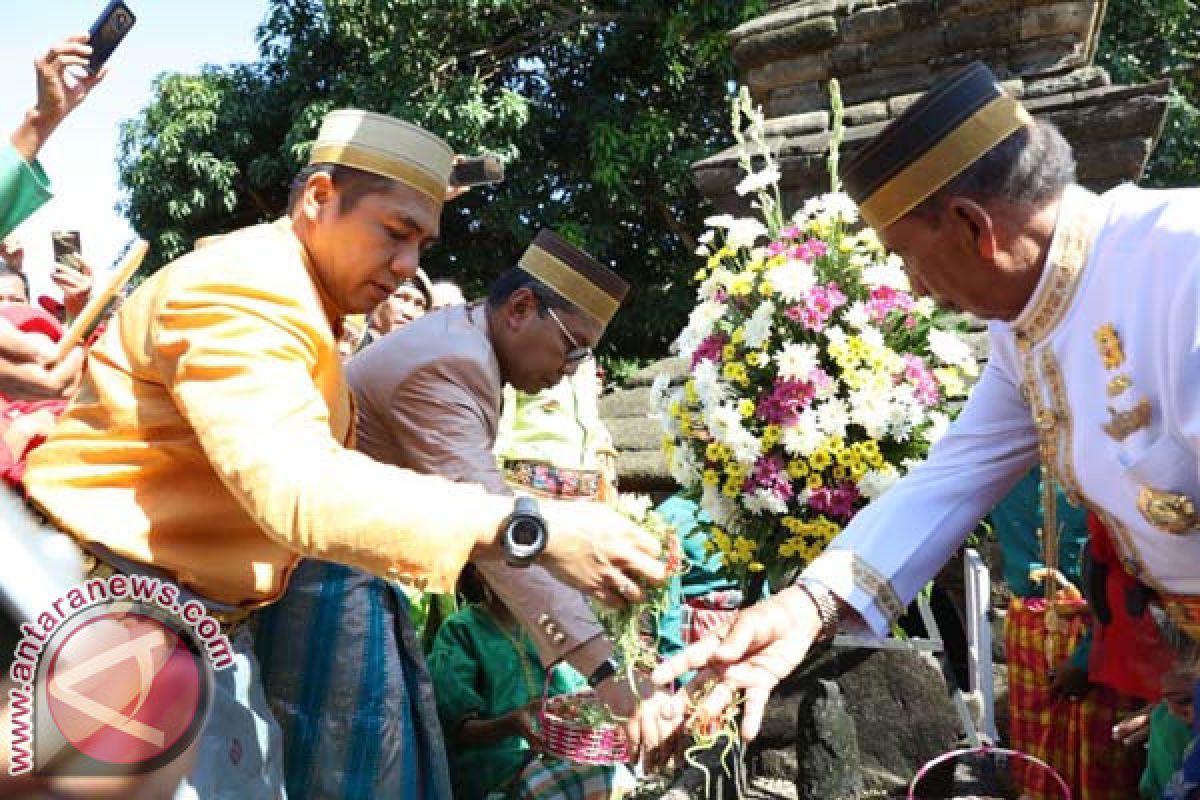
top-left (804, 328), bottom-right (1040, 635)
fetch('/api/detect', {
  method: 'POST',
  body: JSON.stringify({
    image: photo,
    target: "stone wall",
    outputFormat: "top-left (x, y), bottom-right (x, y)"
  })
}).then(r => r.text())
top-left (692, 0), bottom-right (1170, 214)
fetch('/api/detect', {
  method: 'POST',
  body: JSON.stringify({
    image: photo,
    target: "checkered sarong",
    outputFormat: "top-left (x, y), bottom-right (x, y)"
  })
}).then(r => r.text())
top-left (510, 757), bottom-right (622, 800)
top-left (1005, 596), bottom-right (1145, 800)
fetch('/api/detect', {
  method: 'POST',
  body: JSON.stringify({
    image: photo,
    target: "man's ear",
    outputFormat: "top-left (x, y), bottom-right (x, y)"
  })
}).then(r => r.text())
top-left (504, 287), bottom-right (539, 329)
top-left (946, 197), bottom-right (997, 261)
top-left (299, 171), bottom-right (337, 222)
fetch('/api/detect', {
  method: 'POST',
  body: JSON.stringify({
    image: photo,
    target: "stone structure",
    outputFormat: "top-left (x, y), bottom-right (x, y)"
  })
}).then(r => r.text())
top-left (692, 0), bottom-right (1170, 214)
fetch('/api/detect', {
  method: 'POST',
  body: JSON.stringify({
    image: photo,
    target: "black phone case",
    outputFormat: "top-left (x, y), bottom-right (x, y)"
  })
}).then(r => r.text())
top-left (450, 157), bottom-right (504, 187)
top-left (88, 1), bottom-right (137, 74)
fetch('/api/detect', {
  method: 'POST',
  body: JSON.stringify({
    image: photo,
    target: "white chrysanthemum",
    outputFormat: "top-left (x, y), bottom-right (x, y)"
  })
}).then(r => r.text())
top-left (913, 296), bottom-right (936, 318)
top-left (820, 193), bottom-right (860, 224)
top-left (705, 214), bottom-right (736, 230)
top-left (692, 360), bottom-right (728, 409)
top-left (764, 257), bottom-right (817, 303)
top-left (823, 325), bottom-right (848, 346)
top-left (725, 217), bottom-right (768, 250)
top-left (861, 258), bottom-right (910, 291)
top-left (695, 244), bottom-right (710, 256)
top-left (743, 301), bottom-right (776, 349)
top-left (923, 410), bottom-right (951, 445)
top-left (843, 301), bottom-right (871, 330)
top-left (928, 328), bottom-right (974, 368)
top-left (858, 325), bottom-right (886, 353)
top-left (817, 397), bottom-right (851, 439)
top-left (699, 267), bottom-right (736, 301)
top-left (736, 165), bottom-right (781, 196)
top-left (669, 445), bottom-right (701, 487)
top-left (616, 493), bottom-right (653, 521)
top-left (744, 489), bottom-right (789, 516)
top-left (698, 230), bottom-right (715, 245)
top-left (848, 386), bottom-right (891, 440)
top-left (781, 409), bottom-right (825, 457)
top-left (648, 373), bottom-right (672, 416)
top-left (858, 465), bottom-right (900, 500)
top-left (673, 327), bottom-right (702, 360)
top-left (775, 342), bottom-right (819, 382)
top-left (885, 386), bottom-right (923, 440)
top-left (701, 484), bottom-right (742, 531)
top-left (705, 404), bottom-right (761, 465)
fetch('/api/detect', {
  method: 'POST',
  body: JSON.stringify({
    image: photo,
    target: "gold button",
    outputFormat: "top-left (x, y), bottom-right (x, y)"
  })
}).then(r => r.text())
top-left (537, 613), bottom-right (551, 626)
top-left (553, 632), bottom-right (567, 644)
top-left (1036, 411), bottom-right (1056, 430)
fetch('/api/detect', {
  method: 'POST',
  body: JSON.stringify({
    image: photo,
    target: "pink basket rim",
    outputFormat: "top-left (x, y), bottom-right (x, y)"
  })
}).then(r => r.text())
top-left (907, 743), bottom-right (1071, 800)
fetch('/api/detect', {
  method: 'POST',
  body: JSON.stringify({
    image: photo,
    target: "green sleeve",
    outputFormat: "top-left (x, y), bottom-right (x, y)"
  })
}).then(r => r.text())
top-left (428, 614), bottom-right (487, 734)
top-left (0, 145), bottom-right (52, 240)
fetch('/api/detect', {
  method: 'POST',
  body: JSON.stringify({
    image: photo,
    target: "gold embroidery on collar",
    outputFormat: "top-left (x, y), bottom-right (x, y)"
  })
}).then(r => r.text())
top-left (1013, 191), bottom-right (1102, 345)
top-left (1106, 374), bottom-right (1132, 397)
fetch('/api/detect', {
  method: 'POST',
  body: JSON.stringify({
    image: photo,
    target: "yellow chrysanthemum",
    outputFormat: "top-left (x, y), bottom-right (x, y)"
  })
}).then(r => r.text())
top-left (702, 469), bottom-right (719, 487)
top-left (738, 398), bottom-right (756, 418)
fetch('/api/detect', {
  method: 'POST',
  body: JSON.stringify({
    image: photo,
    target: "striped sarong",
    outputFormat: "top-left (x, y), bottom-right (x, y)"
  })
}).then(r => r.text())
top-left (253, 560), bottom-right (452, 800)
top-left (1005, 596), bottom-right (1144, 800)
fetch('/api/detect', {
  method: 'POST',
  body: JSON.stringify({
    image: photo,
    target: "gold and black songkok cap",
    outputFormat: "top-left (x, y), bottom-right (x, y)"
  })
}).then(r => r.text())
top-left (518, 229), bottom-right (630, 326)
top-left (309, 110), bottom-right (455, 206)
top-left (840, 62), bottom-right (1033, 231)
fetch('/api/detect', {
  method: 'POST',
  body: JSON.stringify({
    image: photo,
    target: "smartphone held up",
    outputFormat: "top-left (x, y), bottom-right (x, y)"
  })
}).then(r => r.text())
top-left (87, 0), bottom-right (136, 74)
top-left (450, 155), bottom-right (504, 188)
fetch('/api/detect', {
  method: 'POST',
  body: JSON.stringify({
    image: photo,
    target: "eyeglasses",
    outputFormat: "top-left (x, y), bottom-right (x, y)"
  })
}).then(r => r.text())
top-left (544, 306), bottom-right (593, 365)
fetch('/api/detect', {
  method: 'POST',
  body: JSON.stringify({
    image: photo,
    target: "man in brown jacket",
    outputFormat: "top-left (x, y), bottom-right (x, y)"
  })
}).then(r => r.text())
top-left (257, 230), bottom-right (680, 797)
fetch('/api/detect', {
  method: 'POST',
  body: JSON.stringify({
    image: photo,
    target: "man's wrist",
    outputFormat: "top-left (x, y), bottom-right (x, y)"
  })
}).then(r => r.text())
top-left (794, 578), bottom-right (841, 642)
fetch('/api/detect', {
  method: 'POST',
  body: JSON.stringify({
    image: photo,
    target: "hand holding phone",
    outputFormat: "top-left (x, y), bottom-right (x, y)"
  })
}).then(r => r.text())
top-left (51, 230), bottom-right (84, 272)
top-left (87, 1), bottom-right (137, 75)
top-left (450, 155), bottom-right (504, 188)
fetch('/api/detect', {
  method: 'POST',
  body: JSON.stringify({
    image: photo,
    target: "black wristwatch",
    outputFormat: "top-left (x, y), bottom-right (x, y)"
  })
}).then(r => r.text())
top-left (587, 657), bottom-right (620, 688)
top-left (501, 496), bottom-right (548, 568)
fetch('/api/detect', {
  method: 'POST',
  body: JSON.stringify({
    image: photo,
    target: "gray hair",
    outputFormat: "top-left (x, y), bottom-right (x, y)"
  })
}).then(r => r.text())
top-left (912, 120), bottom-right (1076, 219)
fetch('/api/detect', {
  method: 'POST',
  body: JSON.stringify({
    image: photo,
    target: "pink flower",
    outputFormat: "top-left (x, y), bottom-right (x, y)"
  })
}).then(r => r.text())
top-left (766, 240), bottom-right (788, 257)
top-left (787, 282), bottom-right (848, 332)
top-left (865, 286), bottom-right (916, 323)
top-left (902, 353), bottom-right (940, 406)
top-left (756, 378), bottom-right (815, 426)
top-left (691, 332), bottom-right (728, 368)
top-left (781, 224), bottom-right (801, 240)
top-left (744, 454), bottom-right (794, 502)
top-left (807, 482), bottom-right (862, 521)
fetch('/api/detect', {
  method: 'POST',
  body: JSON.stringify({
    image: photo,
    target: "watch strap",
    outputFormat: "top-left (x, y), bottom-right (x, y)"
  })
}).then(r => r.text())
top-left (795, 578), bottom-right (840, 642)
top-left (586, 657), bottom-right (620, 688)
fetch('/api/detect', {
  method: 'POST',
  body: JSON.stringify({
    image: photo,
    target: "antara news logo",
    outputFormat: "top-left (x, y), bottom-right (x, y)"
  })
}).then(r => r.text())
top-left (8, 572), bottom-right (233, 777)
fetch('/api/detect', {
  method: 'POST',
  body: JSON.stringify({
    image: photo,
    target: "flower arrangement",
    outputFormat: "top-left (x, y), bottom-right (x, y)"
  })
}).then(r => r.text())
top-left (654, 84), bottom-right (976, 599)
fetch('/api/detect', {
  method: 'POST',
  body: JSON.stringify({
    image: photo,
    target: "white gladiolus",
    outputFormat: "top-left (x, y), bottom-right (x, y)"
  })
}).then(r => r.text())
top-left (736, 165), bottom-right (781, 196)
top-left (704, 214), bottom-right (736, 230)
top-left (725, 217), bottom-right (769, 250)
top-left (861, 258), bottom-right (910, 291)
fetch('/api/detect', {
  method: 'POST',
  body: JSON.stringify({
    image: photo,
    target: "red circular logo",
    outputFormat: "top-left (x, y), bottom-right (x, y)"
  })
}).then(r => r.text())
top-left (45, 610), bottom-right (205, 767)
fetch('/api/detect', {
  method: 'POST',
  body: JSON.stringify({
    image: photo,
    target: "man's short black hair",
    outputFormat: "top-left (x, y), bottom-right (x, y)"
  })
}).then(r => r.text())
top-left (287, 163), bottom-right (397, 213)
top-left (0, 262), bottom-right (29, 301)
top-left (485, 266), bottom-right (572, 313)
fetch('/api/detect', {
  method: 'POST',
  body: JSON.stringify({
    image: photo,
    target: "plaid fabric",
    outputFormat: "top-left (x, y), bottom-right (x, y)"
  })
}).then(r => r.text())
top-left (1005, 596), bottom-right (1145, 800)
top-left (510, 757), bottom-right (622, 800)
top-left (682, 589), bottom-right (742, 645)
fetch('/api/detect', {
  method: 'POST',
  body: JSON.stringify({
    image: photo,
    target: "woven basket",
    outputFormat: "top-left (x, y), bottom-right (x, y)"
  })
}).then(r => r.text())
top-left (908, 743), bottom-right (1070, 799)
top-left (540, 689), bottom-right (629, 766)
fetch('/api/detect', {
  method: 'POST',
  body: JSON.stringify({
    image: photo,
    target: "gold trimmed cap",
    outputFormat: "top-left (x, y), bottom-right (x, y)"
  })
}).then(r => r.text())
top-left (309, 109), bottom-right (455, 204)
top-left (518, 230), bottom-right (629, 325)
top-left (840, 62), bottom-right (1033, 231)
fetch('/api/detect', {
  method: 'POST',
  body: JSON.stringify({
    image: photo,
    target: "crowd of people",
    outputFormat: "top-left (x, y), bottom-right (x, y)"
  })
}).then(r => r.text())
top-left (2, 26), bottom-right (1200, 800)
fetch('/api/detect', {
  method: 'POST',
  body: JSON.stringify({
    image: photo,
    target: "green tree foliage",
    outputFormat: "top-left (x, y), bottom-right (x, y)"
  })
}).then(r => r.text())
top-left (118, 0), bottom-right (765, 358)
top-left (1096, 0), bottom-right (1199, 185)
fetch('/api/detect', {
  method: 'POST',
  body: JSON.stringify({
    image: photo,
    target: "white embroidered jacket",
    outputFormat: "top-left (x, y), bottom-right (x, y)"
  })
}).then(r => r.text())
top-left (804, 184), bottom-right (1200, 635)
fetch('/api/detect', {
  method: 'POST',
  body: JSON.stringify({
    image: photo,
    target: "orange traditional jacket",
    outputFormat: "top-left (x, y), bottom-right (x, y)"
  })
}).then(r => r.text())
top-left (25, 219), bottom-right (484, 607)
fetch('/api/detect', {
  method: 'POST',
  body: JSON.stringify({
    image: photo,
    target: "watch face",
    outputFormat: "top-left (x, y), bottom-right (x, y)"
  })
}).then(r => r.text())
top-left (509, 516), bottom-right (543, 547)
